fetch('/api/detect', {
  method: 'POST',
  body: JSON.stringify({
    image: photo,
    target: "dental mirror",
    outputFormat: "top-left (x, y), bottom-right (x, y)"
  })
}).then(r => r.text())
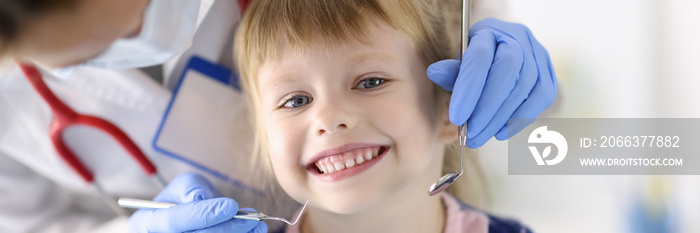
top-left (428, 0), bottom-right (471, 196)
top-left (428, 125), bottom-right (466, 196)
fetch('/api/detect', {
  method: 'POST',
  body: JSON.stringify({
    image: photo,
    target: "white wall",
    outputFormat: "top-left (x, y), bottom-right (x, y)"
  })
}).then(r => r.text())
top-left (480, 1), bottom-right (700, 232)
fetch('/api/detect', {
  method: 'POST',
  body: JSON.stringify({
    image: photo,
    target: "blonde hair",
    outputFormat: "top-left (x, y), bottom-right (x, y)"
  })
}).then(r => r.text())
top-left (234, 0), bottom-right (488, 208)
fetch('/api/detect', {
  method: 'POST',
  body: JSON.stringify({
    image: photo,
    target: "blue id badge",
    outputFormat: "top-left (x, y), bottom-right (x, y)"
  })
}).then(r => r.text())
top-left (153, 56), bottom-right (263, 196)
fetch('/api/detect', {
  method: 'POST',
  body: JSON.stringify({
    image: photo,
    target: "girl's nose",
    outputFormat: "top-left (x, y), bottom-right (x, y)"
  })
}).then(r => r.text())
top-left (317, 123), bottom-right (348, 136)
top-left (313, 100), bottom-right (356, 136)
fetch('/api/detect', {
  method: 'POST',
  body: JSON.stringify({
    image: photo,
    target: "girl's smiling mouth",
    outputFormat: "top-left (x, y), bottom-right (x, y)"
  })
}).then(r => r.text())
top-left (305, 144), bottom-right (390, 181)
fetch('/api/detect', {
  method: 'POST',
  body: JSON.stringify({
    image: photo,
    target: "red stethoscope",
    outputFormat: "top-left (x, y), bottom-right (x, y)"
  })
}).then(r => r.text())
top-left (18, 63), bottom-right (166, 215)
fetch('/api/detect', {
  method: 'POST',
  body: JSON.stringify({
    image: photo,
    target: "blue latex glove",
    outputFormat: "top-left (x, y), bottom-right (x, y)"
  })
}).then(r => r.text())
top-left (127, 172), bottom-right (268, 233)
top-left (427, 17), bottom-right (557, 148)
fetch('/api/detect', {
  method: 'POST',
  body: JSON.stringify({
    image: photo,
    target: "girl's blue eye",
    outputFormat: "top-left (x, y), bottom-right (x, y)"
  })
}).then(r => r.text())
top-left (284, 95), bottom-right (311, 108)
top-left (356, 78), bottom-right (384, 89)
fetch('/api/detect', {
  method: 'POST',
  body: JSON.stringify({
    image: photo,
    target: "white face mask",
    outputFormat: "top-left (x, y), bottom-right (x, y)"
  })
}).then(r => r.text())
top-left (81, 0), bottom-right (201, 70)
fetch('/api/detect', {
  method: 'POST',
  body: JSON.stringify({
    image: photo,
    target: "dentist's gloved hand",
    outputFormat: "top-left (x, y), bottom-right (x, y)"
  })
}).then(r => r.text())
top-left (127, 172), bottom-right (267, 233)
top-left (427, 18), bottom-right (557, 148)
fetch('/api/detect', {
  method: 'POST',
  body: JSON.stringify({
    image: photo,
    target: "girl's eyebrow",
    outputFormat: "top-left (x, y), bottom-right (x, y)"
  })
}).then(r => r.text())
top-left (262, 77), bottom-right (298, 94)
top-left (350, 52), bottom-right (398, 66)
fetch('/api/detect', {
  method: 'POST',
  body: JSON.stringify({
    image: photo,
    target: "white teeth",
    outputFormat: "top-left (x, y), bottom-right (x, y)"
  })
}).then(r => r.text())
top-left (334, 162), bottom-right (345, 171)
top-left (345, 159), bottom-right (356, 168)
top-left (315, 147), bottom-right (384, 174)
top-left (356, 155), bottom-right (365, 164)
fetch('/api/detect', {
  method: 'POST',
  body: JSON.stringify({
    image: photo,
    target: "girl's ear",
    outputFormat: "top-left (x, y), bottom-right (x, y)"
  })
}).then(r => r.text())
top-left (437, 95), bottom-right (458, 144)
top-left (438, 117), bottom-right (459, 144)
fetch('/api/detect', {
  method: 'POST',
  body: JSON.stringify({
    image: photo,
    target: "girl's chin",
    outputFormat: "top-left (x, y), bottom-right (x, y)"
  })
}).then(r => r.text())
top-left (315, 198), bottom-right (377, 214)
top-left (307, 185), bottom-right (395, 215)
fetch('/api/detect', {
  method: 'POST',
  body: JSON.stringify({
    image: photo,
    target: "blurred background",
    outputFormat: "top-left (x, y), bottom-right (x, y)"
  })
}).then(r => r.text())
top-left (480, 0), bottom-right (700, 232)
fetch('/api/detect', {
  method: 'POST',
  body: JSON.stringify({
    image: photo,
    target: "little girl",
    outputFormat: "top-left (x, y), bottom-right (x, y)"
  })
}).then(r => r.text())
top-left (234, 0), bottom-right (532, 232)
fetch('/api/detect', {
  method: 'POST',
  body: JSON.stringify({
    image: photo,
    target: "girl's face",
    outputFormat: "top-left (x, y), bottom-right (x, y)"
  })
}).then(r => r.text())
top-left (257, 23), bottom-right (449, 213)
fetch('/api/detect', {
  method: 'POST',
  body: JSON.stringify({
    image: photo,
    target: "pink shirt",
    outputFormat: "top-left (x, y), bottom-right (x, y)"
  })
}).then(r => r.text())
top-left (285, 193), bottom-right (490, 233)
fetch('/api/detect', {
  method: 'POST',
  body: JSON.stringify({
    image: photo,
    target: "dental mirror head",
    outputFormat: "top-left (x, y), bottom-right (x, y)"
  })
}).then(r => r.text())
top-left (428, 171), bottom-right (460, 196)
